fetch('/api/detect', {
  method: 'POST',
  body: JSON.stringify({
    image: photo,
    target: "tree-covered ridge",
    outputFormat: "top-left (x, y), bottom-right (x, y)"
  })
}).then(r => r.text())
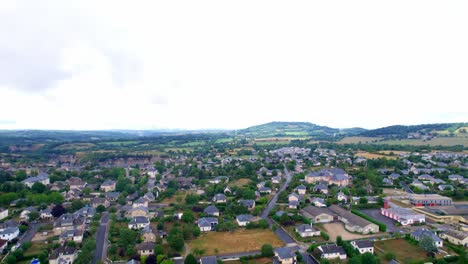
top-left (359, 123), bottom-right (468, 138)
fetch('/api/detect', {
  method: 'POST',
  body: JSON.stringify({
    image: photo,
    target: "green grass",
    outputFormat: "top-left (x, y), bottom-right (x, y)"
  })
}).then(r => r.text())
top-left (101, 140), bottom-right (140, 145)
top-left (378, 136), bottom-right (468, 147)
top-left (375, 239), bottom-right (427, 263)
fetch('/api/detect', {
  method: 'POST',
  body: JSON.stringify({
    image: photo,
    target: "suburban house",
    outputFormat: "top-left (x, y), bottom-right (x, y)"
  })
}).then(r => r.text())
top-left (439, 229), bottom-right (468, 247)
top-left (213, 193), bottom-right (227, 203)
top-left (106, 192), bottom-right (120, 202)
top-left (288, 193), bottom-right (300, 203)
top-left (411, 228), bottom-right (443, 247)
top-left (295, 224), bottom-right (320, 238)
top-left (274, 247), bottom-right (296, 264)
top-left (49, 246), bottom-right (78, 264)
top-left (200, 256), bottom-right (218, 264)
top-left (141, 226), bottom-right (157, 243)
top-left (351, 240), bottom-right (374, 254)
top-left (40, 208), bottom-right (53, 220)
top-left (198, 217), bottom-right (218, 232)
top-left (128, 216), bottom-right (150, 230)
top-left (53, 213), bottom-right (85, 235)
top-left (144, 192), bottom-right (156, 201)
top-left (59, 229), bottom-right (84, 244)
top-left (336, 192), bottom-right (348, 203)
top-left (20, 206), bottom-right (37, 220)
top-left (92, 197), bottom-right (110, 208)
top-left (133, 197), bottom-right (149, 208)
top-left (236, 214), bottom-right (254, 226)
top-left (259, 187), bottom-right (272, 194)
top-left (0, 208), bottom-right (8, 220)
top-left (100, 180), bottom-right (116, 192)
top-left (0, 227), bottom-right (19, 241)
top-left (289, 200), bottom-right (300, 209)
top-left (272, 176), bottom-right (281, 184)
top-left (136, 242), bottom-right (155, 256)
top-left (312, 183), bottom-right (328, 194)
top-left (21, 172), bottom-right (50, 187)
top-left (203, 205), bottom-right (220, 217)
top-left (328, 205), bottom-right (379, 234)
top-left (316, 244), bottom-right (347, 260)
top-left (301, 206), bottom-right (335, 224)
top-left (68, 177), bottom-right (86, 189)
top-left (296, 185), bottom-right (307, 195)
top-left (240, 200), bottom-right (256, 210)
top-left (312, 198), bottom-right (326, 208)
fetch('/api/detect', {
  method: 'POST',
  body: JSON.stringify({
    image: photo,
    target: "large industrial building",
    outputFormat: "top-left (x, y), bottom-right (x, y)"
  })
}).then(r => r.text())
top-left (409, 194), bottom-right (452, 206)
top-left (381, 199), bottom-right (425, 225)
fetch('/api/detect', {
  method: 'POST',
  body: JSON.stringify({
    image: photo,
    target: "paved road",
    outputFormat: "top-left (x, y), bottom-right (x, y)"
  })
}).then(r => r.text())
top-left (217, 250), bottom-right (261, 260)
top-left (18, 222), bottom-right (45, 244)
top-left (92, 212), bottom-right (110, 264)
top-left (260, 167), bottom-right (295, 244)
top-left (359, 209), bottom-right (400, 233)
top-left (302, 253), bottom-right (320, 264)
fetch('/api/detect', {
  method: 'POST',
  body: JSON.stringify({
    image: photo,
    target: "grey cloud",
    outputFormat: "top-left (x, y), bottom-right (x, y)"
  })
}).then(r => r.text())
top-left (0, 1), bottom-right (141, 92)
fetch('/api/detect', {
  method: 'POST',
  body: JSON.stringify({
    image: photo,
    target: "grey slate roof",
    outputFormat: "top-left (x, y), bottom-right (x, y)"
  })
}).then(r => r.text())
top-left (318, 244), bottom-right (346, 255)
top-left (353, 240), bottom-right (373, 249)
top-left (203, 205), bottom-right (219, 215)
top-left (200, 256), bottom-right (217, 264)
top-left (275, 247), bottom-right (295, 259)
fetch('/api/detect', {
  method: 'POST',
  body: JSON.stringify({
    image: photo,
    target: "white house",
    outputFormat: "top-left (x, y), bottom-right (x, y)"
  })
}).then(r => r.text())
top-left (0, 227), bottom-right (19, 241)
top-left (236, 214), bottom-right (254, 226)
top-left (128, 216), bottom-right (150, 230)
top-left (197, 217), bottom-right (218, 232)
top-left (351, 240), bottom-right (374, 254)
top-left (316, 244), bottom-right (347, 260)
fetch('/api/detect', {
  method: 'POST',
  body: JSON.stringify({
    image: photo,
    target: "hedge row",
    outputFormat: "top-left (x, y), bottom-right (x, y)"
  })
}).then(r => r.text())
top-left (351, 210), bottom-right (387, 232)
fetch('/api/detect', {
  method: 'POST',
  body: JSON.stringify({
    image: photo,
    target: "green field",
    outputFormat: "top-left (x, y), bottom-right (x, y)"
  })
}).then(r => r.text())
top-left (378, 136), bottom-right (468, 147)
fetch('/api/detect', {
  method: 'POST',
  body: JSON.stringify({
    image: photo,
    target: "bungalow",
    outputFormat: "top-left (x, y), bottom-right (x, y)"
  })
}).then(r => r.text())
top-left (133, 197), bottom-right (149, 208)
top-left (316, 244), bottom-right (347, 260)
top-left (236, 214), bottom-right (254, 226)
top-left (259, 187), bottom-right (272, 194)
top-left (40, 208), bottom-right (53, 220)
top-left (312, 198), bottom-right (326, 208)
top-left (439, 228), bottom-right (468, 247)
top-left (289, 200), bottom-right (300, 209)
top-left (198, 217), bottom-right (218, 232)
top-left (351, 240), bottom-right (374, 254)
top-left (295, 224), bottom-right (320, 238)
top-left (128, 216), bottom-right (150, 230)
top-left (22, 173), bottom-right (50, 187)
top-left (411, 228), bottom-right (443, 247)
top-left (272, 176), bottom-right (281, 184)
top-left (288, 193), bottom-right (300, 202)
top-left (388, 173), bottom-right (400, 180)
top-left (141, 226), bottom-right (157, 243)
top-left (274, 247), bottom-right (296, 264)
top-left (296, 185), bottom-right (307, 195)
top-left (336, 192), bottom-right (348, 203)
top-left (0, 227), bottom-right (19, 241)
top-left (136, 242), bottom-right (155, 256)
top-left (49, 246), bottom-right (78, 264)
top-left (92, 197), bottom-right (110, 208)
top-left (213, 193), bottom-right (227, 203)
top-left (59, 229), bottom-right (83, 244)
top-left (203, 205), bottom-right (220, 217)
top-left (448, 174), bottom-right (464, 182)
top-left (100, 180), bottom-right (116, 192)
top-left (105, 192), bottom-right (120, 202)
top-left (312, 183), bottom-right (328, 194)
top-left (301, 206), bottom-right (335, 224)
top-left (240, 200), bottom-right (256, 210)
top-left (68, 177), bottom-right (86, 189)
top-left (0, 208), bottom-right (8, 220)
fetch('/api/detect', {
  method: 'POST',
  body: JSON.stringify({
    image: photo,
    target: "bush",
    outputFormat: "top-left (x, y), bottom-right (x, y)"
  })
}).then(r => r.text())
top-left (351, 210), bottom-right (386, 232)
top-left (261, 244), bottom-right (274, 257)
top-left (320, 231), bottom-right (329, 241)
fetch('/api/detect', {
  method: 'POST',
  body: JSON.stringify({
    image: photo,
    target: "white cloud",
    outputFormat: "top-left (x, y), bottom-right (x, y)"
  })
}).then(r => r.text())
top-left (0, 0), bottom-right (467, 130)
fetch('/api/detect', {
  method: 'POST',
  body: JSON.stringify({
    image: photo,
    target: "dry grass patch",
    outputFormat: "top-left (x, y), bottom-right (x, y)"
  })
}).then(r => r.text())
top-left (224, 258), bottom-right (273, 264)
top-left (338, 137), bottom-right (382, 144)
top-left (375, 238), bottom-right (427, 263)
top-left (322, 223), bottom-right (382, 241)
top-left (355, 151), bottom-right (397, 160)
top-left (229, 178), bottom-right (252, 187)
top-left (188, 229), bottom-right (284, 255)
top-left (162, 191), bottom-right (195, 204)
top-left (383, 188), bottom-right (407, 197)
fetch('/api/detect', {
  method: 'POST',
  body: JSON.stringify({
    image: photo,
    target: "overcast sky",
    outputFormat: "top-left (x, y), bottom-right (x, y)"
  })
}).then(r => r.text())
top-left (0, 0), bottom-right (467, 130)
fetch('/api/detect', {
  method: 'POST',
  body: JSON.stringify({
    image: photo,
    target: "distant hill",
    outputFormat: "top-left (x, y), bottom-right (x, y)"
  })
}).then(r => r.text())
top-left (359, 123), bottom-right (468, 138)
top-left (237, 121), bottom-right (341, 138)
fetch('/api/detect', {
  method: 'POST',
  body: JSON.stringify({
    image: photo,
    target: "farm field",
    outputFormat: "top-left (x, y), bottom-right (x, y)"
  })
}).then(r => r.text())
top-left (322, 223), bottom-right (382, 241)
top-left (188, 229), bottom-right (283, 255)
top-left (377, 137), bottom-right (468, 147)
top-left (54, 142), bottom-right (96, 150)
top-left (161, 191), bottom-right (195, 204)
top-left (355, 151), bottom-right (397, 160)
top-left (374, 239), bottom-right (427, 264)
top-left (224, 258), bottom-right (273, 264)
top-left (337, 137), bottom-right (383, 144)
